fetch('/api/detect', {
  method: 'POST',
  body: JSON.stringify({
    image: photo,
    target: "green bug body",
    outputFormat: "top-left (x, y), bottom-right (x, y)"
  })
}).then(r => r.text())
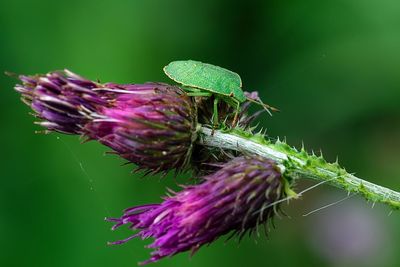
top-left (164, 60), bottom-right (246, 103)
top-left (164, 60), bottom-right (274, 129)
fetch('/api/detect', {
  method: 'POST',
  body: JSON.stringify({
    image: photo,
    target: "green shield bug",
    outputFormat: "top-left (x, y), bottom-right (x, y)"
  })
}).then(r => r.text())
top-left (163, 60), bottom-right (275, 129)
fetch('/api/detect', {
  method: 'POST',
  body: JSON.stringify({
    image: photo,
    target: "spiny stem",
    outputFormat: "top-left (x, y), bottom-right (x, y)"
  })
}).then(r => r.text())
top-left (198, 126), bottom-right (400, 210)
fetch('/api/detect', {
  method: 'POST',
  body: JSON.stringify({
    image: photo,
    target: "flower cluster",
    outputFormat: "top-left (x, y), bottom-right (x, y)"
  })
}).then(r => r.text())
top-left (15, 70), bottom-right (196, 173)
top-left (108, 156), bottom-right (284, 265)
top-left (13, 70), bottom-right (286, 265)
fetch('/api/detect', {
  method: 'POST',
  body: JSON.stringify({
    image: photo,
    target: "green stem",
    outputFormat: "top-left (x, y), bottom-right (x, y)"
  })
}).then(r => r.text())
top-left (198, 126), bottom-right (400, 210)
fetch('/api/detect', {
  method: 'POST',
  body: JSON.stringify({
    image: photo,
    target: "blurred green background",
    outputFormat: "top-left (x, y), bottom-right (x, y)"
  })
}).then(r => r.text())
top-left (1, 0), bottom-right (399, 266)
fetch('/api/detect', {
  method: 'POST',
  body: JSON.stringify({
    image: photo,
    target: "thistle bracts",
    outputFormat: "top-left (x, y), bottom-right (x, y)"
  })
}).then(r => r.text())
top-left (196, 91), bottom-right (265, 130)
top-left (15, 70), bottom-right (197, 173)
top-left (107, 156), bottom-right (285, 264)
top-left (192, 91), bottom-right (266, 175)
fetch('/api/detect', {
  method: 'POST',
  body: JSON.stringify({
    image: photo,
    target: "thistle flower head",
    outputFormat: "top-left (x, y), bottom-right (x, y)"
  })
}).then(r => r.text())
top-left (15, 70), bottom-right (197, 173)
top-left (108, 156), bottom-right (285, 264)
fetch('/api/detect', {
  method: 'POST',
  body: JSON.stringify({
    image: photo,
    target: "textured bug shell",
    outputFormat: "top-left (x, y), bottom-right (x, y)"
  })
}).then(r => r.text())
top-left (164, 60), bottom-right (246, 102)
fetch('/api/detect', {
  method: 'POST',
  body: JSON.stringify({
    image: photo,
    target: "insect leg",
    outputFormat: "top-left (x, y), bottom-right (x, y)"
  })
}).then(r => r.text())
top-left (231, 99), bottom-right (240, 127)
top-left (211, 97), bottom-right (219, 135)
top-left (186, 92), bottom-right (212, 97)
top-left (183, 87), bottom-right (201, 92)
top-left (184, 88), bottom-right (212, 97)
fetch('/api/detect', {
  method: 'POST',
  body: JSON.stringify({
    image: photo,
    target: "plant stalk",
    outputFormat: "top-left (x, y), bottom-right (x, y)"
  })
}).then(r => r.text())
top-left (198, 126), bottom-right (400, 209)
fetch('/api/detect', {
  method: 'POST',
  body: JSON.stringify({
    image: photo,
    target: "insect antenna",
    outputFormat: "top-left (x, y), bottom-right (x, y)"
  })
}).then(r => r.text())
top-left (245, 96), bottom-right (278, 116)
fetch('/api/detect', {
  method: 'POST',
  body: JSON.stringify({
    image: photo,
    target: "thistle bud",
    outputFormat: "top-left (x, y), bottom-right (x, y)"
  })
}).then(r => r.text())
top-left (107, 156), bottom-right (285, 265)
top-left (14, 70), bottom-right (196, 173)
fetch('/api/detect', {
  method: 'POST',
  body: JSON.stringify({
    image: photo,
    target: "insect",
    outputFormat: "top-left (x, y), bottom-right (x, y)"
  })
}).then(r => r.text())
top-left (163, 60), bottom-right (276, 129)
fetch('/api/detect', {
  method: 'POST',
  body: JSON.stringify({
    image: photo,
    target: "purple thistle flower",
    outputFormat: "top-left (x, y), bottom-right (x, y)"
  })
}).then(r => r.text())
top-left (14, 70), bottom-right (197, 173)
top-left (107, 156), bottom-right (285, 265)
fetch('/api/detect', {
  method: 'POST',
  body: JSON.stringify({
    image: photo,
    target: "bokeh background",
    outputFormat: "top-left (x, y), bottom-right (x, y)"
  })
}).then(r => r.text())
top-left (1, 1), bottom-right (399, 266)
